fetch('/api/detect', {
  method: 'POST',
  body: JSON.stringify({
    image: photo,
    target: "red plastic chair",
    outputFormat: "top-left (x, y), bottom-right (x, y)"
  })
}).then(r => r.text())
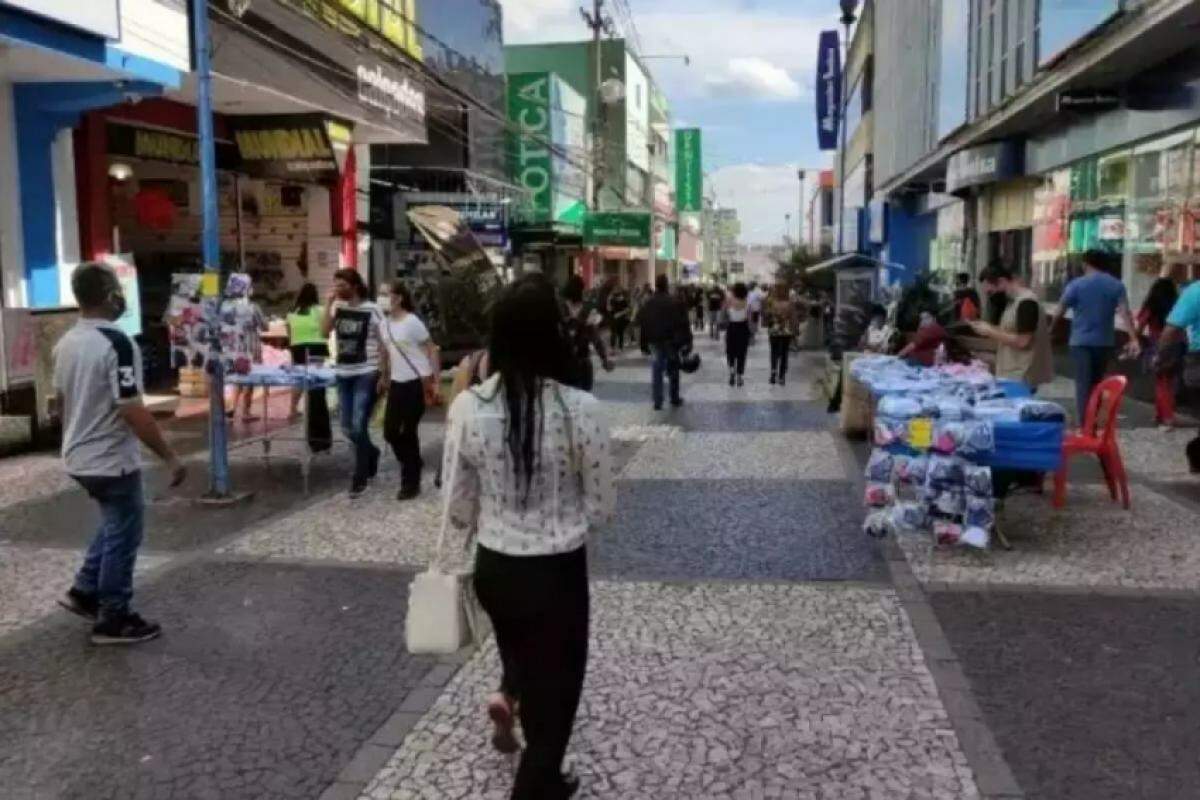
top-left (1053, 375), bottom-right (1130, 510)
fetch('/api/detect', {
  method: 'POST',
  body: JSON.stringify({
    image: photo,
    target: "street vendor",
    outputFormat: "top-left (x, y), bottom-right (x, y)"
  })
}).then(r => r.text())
top-left (897, 312), bottom-right (947, 367)
top-left (969, 264), bottom-right (1054, 392)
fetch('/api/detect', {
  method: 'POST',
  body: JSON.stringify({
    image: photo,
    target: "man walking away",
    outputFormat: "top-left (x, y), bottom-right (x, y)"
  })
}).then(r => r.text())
top-left (54, 263), bottom-right (187, 645)
top-left (1051, 250), bottom-right (1140, 421)
top-left (640, 275), bottom-right (692, 410)
top-left (707, 284), bottom-right (725, 339)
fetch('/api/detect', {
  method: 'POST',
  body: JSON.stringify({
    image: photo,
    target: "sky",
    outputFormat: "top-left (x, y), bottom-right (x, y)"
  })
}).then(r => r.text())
top-left (499, 0), bottom-right (841, 245)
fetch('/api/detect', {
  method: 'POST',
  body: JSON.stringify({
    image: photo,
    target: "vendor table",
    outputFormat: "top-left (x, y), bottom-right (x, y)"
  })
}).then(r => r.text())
top-left (226, 365), bottom-right (340, 494)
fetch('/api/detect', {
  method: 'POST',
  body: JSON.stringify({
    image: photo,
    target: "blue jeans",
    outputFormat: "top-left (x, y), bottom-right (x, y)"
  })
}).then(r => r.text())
top-left (651, 345), bottom-right (681, 407)
top-left (1070, 345), bottom-right (1113, 421)
top-left (337, 372), bottom-right (381, 484)
top-left (73, 471), bottom-right (144, 617)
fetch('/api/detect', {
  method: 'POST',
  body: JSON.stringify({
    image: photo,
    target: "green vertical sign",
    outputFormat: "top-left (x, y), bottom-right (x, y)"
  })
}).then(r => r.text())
top-left (675, 128), bottom-right (702, 213)
top-left (508, 73), bottom-right (554, 223)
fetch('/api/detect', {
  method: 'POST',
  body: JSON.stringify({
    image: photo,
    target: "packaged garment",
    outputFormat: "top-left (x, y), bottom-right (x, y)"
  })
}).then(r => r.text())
top-left (864, 482), bottom-right (896, 508)
top-left (930, 489), bottom-right (965, 518)
top-left (965, 496), bottom-right (995, 530)
top-left (933, 520), bottom-right (963, 546)
top-left (926, 455), bottom-right (965, 489)
top-left (865, 450), bottom-right (896, 483)
top-left (878, 395), bottom-right (923, 419)
top-left (1014, 399), bottom-right (1067, 423)
top-left (963, 464), bottom-right (992, 497)
top-left (959, 421), bottom-right (996, 457)
top-left (863, 510), bottom-right (894, 539)
top-left (898, 455), bottom-right (929, 486)
top-left (874, 418), bottom-right (907, 447)
top-left (959, 526), bottom-right (991, 549)
top-left (890, 501), bottom-right (929, 533)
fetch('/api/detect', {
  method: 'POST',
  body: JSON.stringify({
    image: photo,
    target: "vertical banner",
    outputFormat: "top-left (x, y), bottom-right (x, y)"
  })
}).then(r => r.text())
top-left (816, 30), bottom-right (841, 151)
top-left (508, 72), bottom-right (554, 223)
top-left (674, 128), bottom-right (703, 213)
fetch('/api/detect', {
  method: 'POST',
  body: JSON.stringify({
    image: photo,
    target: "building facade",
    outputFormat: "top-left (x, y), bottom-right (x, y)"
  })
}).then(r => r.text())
top-left (864, 0), bottom-right (1200, 314)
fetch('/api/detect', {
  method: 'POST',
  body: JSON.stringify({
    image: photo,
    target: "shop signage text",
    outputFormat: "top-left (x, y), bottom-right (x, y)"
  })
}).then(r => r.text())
top-left (356, 63), bottom-right (426, 120)
top-left (1056, 89), bottom-right (1121, 113)
top-left (675, 128), bottom-right (703, 213)
top-left (107, 123), bottom-right (239, 169)
top-left (508, 73), bottom-right (554, 223)
top-left (816, 30), bottom-right (841, 152)
top-left (310, 0), bottom-right (423, 62)
top-left (231, 115), bottom-right (350, 180)
top-left (945, 140), bottom-right (1022, 194)
top-left (583, 212), bottom-right (652, 247)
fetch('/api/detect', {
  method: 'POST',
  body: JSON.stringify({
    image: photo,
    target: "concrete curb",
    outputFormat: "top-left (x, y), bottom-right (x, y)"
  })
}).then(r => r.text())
top-left (318, 650), bottom-right (474, 800)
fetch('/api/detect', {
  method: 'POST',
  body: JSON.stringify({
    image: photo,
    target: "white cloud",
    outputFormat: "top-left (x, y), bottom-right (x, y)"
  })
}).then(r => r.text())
top-left (500, 1), bottom-right (837, 102)
top-left (710, 162), bottom-right (826, 246)
top-left (706, 57), bottom-right (802, 101)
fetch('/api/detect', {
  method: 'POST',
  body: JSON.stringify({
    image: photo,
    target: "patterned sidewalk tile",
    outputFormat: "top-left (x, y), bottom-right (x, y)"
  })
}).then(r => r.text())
top-left (897, 484), bottom-right (1200, 590)
top-left (1118, 427), bottom-right (1200, 480)
top-left (0, 545), bottom-right (168, 636)
top-left (360, 581), bottom-right (979, 800)
top-left (620, 431), bottom-right (848, 481)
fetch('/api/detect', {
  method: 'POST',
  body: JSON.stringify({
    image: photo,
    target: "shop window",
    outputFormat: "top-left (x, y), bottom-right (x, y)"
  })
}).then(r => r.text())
top-left (1128, 130), bottom-right (1196, 306)
top-left (1032, 169), bottom-right (1071, 301)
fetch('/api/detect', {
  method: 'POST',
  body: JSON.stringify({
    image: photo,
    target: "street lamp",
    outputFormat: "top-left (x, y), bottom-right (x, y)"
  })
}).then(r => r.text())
top-left (797, 169), bottom-right (807, 251)
top-left (836, 0), bottom-right (859, 255)
top-left (785, 213), bottom-right (792, 246)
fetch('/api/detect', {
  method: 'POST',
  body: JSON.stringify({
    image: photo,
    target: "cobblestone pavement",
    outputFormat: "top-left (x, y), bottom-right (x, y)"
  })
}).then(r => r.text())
top-left (11, 330), bottom-right (1195, 799)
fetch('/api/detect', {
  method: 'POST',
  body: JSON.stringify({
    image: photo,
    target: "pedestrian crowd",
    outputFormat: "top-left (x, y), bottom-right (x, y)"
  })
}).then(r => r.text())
top-left (49, 252), bottom-right (1199, 799)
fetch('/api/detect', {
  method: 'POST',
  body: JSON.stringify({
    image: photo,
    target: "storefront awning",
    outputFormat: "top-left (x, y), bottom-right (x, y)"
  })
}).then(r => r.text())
top-left (806, 253), bottom-right (885, 275)
top-left (176, 2), bottom-right (427, 145)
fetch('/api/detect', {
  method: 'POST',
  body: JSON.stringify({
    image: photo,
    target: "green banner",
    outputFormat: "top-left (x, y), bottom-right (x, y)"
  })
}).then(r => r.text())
top-left (583, 212), bottom-right (652, 247)
top-left (675, 128), bottom-right (702, 213)
top-left (508, 73), bottom-right (554, 223)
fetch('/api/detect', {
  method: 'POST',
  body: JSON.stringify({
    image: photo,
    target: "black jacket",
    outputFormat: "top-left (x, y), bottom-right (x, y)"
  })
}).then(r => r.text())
top-left (639, 291), bottom-right (693, 348)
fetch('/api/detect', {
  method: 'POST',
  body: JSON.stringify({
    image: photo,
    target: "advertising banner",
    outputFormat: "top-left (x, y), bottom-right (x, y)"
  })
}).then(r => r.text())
top-left (508, 73), bottom-right (555, 224)
top-left (675, 128), bottom-right (703, 213)
top-left (583, 212), bottom-right (652, 247)
top-left (816, 30), bottom-right (841, 151)
top-left (231, 114), bottom-right (352, 181)
top-left (107, 122), bottom-right (240, 170)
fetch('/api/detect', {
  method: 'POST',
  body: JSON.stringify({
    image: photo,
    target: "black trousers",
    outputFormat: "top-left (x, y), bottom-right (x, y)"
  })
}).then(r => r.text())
top-left (726, 321), bottom-right (750, 376)
top-left (383, 379), bottom-right (426, 489)
top-left (769, 335), bottom-right (793, 377)
top-left (610, 318), bottom-right (628, 350)
top-left (475, 545), bottom-right (589, 800)
top-left (291, 344), bottom-right (332, 450)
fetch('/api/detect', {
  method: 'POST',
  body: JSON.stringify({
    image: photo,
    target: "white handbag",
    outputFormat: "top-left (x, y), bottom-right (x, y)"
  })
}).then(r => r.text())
top-left (405, 415), bottom-right (483, 654)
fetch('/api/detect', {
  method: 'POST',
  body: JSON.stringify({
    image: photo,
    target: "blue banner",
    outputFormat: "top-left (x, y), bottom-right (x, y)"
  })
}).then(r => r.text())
top-left (816, 30), bottom-right (841, 151)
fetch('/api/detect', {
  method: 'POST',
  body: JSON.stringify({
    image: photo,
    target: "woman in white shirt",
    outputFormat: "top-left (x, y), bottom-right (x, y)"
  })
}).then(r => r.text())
top-left (441, 273), bottom-right (614, 800)
top-left (381, 282), bottom-right (439, 501)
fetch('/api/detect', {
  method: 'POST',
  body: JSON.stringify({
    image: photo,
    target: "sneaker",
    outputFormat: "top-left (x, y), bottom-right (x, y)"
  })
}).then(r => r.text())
top-left (769, 373), bottom-right (777, 385)
top-left (670, 397), bottom-right (684, 408)
top-left (91, 612), bottom-right (161, 646)
top-left (779, 374), bottom-right (787, 386)
top-left (58, 588), bottom-right (99, 621)
top-left (729, 374), bottom-right (736, 387)
top-left (367, 449), bottom-right (381, 481)
top-left (487, 693), bottom-right (520, 755)
top-left (736, 375), bottom-right (744, 387)
top-left (349, 480), bottom-right (368, 499)
top-left (397, 485), bottom-right (420, 502)
top-left (653, 403), bottom-right (663, 411)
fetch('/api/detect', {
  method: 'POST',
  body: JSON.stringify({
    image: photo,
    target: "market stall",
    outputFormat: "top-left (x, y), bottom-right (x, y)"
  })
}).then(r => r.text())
top-left (852, 355), bottom-right (1067, 550)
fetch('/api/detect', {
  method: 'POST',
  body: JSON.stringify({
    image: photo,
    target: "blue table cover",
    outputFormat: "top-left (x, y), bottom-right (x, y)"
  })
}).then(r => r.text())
top-left (226, 366), bottom-right (336, 389)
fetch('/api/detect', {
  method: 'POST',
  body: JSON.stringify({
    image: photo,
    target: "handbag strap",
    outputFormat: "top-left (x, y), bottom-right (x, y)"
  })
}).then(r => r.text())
top-left (552, 383), bottom-right (584, 490)
top-left (383, 316), bottom-right (426, 381)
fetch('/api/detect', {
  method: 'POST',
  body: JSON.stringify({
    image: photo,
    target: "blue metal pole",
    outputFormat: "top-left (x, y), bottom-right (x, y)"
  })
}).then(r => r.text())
top-left (192, 0), bottom-right (230, 496)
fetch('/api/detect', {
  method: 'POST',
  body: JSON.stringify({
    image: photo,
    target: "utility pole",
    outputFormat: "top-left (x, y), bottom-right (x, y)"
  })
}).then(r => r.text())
top-left (582, 0), bottom-right (612, 285)
top-left (836, 0), bottom-right (859, 255)
top-left (191, 0), bottom-right (230, 498)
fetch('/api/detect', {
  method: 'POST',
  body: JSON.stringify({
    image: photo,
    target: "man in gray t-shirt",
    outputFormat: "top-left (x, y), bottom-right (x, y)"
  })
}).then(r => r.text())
top-left (52, 263), bottom-right (186, 646)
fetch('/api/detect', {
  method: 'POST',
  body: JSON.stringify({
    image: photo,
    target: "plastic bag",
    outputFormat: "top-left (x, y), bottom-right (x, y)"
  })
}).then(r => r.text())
top-left (958, 421), bottom-right (996, 457)
top-left (863, 510), bottom-right (894, 539)
top-left (926, 455), bottom-right (965, 490)
top-left (933, 520), bottom-right (963, 546)
top-left (865, 450), bottom-right (896, 483)
top-left (898, 455), bottom-right (929, 486)
top-left (959, 526), bottom-right (991, 549)
top-left (873, 417), bottom-right (906, 447)
top-left (965, 496), bottom-right (995, 529)
top-left (864, 482), bottom-right (896, 508)
top-left (930, 489), bottom-right (965, 518)
top-left (878, 395), bottom-right (923, 419)
top-left (890, 501), bottom-right (929, 533)
top-left (964, 464), bottom-right (992, 497)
